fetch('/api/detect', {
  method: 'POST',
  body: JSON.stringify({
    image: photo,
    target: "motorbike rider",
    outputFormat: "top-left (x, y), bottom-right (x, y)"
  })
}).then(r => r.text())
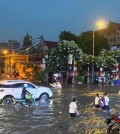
top-left (21, 84), bottom-right (32, 105)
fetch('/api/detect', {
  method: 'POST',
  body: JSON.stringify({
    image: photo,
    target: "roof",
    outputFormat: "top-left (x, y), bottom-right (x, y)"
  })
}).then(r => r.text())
top-left (96, 21), bottom-right (120, 35)
top-left (0, 42), bottom-right (9, 49)
top-left (45, 41), bottom-right (58, 50)
top-left (108, 21), bottom-right (120, 30)
top-left (29, 40), bottom-right (58, 62)
top-left (0, 80), bottom-right (28, 85)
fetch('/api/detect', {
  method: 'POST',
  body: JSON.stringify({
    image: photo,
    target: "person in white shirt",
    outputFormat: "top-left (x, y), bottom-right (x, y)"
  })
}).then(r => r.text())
top-left (56, 82), bottom-right (62, 90)
top-left (118, 90), bottom-right (120, 95)
top-left (95, 93), bottom-right (100, 108)
top-left (104, 92), bottom-right (110, 111)
top-left (50, 81), bottom-right (62, 90)
top-left (69, 98), bottom-right (79, 118)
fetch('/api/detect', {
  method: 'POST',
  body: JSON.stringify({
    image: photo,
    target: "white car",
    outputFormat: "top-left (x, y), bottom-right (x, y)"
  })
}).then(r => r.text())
top-left (0, 80), bottom-right (52, 105)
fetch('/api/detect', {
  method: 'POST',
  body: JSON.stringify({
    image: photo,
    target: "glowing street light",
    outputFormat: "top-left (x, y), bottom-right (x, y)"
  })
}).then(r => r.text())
top-left (96, 20), bottom-right (107, 29)
top-left (3, 50), bottom-right (8, 55)
top-left (3, 48), bottom-right (12, 74)
top-left (92, 19), bottom-right (106, 83)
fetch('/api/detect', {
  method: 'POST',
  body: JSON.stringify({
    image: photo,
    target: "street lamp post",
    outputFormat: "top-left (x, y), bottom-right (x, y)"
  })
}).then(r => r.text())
top-left (92, 31), bottom-right (95, 83)
top-left (92, 20), bottom-right (107, 83)
top-left (9, 43), bottom-right (12, 74)
top-left (3, 49), bottom-right (11, 76)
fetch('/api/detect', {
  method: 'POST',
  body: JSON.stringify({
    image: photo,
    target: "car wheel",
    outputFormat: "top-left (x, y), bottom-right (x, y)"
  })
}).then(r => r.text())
top-left (40, 93), bottom-right (49, 102)
top-left (3, 96), bottom-right (13, 106)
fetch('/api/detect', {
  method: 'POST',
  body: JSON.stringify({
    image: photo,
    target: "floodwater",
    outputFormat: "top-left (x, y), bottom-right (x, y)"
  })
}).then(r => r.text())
top-left (0, 84), bottom-right (120, 134)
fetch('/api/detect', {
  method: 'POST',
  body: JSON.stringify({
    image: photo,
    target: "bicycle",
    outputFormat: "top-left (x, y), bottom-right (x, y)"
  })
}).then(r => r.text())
top-left (13, 94), bottom-right (39, 110)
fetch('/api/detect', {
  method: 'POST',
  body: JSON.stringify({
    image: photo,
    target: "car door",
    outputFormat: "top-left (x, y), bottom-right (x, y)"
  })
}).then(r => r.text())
top-left (26, 83), bottom-right (38, 99)
top-left (12, 83), bottom-right (24, 99)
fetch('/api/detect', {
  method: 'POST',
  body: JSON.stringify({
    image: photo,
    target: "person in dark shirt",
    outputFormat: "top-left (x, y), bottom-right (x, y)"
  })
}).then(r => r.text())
top-left (21, 84), bottom-right (32, 106)
top-left (21, 84), bottom-right (30, 100)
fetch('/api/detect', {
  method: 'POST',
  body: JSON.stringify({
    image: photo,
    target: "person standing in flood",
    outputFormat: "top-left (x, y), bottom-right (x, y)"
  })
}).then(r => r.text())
top-left (103, 92), bottom-right (110, 112)
top-left (69, 98), bottom-right (79, 118)
top-left (56, 81), bottom-right (62, 90)
top-left (95, 93), bottom-right (100, 109)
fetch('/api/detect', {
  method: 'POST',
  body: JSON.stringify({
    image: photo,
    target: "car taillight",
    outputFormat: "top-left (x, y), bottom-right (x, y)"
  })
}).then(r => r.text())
top-left (0, 89), bottom-right (4, 92)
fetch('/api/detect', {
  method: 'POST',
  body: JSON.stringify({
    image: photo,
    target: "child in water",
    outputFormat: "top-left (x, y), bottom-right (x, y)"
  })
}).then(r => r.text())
top-left (95, 93), bottom-right (100, 109)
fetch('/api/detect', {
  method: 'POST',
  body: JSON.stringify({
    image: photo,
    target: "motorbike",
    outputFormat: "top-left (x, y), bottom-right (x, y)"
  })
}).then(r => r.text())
top-left (13, 94), bottom-right (39, 110)
top-left (106, 115), bottom-right (120, 134)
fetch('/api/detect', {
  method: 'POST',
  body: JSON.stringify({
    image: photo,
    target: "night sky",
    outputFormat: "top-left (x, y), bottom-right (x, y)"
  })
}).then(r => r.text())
top-left (0, 0), bottom-right (120, 43)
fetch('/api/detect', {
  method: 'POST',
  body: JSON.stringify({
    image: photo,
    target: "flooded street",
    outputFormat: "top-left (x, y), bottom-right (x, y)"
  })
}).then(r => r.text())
top-left (0, 84), bottom-right (120, 134)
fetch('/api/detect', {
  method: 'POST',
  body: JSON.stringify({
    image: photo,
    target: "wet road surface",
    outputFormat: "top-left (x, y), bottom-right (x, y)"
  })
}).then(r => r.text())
top-left (0, 84), bottom-right (120, 134)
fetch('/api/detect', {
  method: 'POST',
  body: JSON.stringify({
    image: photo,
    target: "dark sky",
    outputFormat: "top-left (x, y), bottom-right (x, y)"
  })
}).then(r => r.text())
top-left (0, 0), bottom-right (120, 43)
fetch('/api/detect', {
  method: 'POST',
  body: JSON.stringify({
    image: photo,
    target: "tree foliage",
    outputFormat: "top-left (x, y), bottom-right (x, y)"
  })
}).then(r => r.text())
top-left (46, 40), bottom-right (83, 72)
top-left (77, 31), bottom-right (109, 56)
top-left (95, 49), bottom-right (117, 71)
top-left (59, 30), bottom-right (109, 56)
top-left (59, 30), bottom-right (76, 42)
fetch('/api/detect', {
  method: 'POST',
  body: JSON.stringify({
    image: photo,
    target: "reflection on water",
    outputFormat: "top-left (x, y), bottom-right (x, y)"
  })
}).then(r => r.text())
top-left (0, 99), bottom-right (55, 134)
top-left (0, 84), bottom-right (119, 134)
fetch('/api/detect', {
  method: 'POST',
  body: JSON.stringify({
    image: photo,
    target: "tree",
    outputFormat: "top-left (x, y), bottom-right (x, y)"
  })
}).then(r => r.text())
top-left (95, 49), bottom-right (117, 72)
top-left (59, 30), bottom-right (76, 42)
top-left (77, 31), bottom-right (109, 56)
top-left (112, 48), bottom-right (120, 61)
top-left (46, 40), bottom-right (83, 72)
top-left (77, 31), bottom-right (92, 55)
top-left (32, 64), bottom-right (42, 82)
top-left (59, 30), bottom-right (109, 56)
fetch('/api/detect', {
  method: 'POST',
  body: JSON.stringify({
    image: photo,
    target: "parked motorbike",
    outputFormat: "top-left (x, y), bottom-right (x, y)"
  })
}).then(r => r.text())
top-left (106, 115), bottom-right (120, 134)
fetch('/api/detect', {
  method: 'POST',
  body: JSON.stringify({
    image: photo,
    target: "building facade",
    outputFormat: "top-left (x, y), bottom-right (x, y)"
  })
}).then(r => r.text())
top-left (4, 53), bottom-right (28, 78)
top-left (97, 21), bottom-right (120, 50)
top-left (29, 35), bottom-right (58, 65)
top-left (0, 40), bottom-right (21, 54)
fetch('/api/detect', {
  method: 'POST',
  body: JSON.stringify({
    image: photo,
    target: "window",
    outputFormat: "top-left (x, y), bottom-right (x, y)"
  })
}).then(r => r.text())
top-left (3, 83), bottom-right (36, 88)
top-left (12, 83), bottom-right (24, 88)
top-left (27, 83), bottom-right (35, 88)
top-left (0, 84), bottom-right (12, 88)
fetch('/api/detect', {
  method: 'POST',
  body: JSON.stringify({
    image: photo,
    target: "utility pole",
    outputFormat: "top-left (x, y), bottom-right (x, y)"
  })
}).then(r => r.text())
top-left (92, 30), bottom-right (95, 83)
top-left (9, 43), bottom-right (11, 74)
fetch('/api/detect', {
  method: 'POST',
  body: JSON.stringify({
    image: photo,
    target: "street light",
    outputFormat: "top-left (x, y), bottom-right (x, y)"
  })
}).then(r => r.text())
top-left (3, 45), bottom-right (12, 76)
top-left (92, 20), bottom-right (107, 83)
top-left (3, 50), bottom-right (9, 76)
top-left (3, 50), bottom-right (8, 55)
